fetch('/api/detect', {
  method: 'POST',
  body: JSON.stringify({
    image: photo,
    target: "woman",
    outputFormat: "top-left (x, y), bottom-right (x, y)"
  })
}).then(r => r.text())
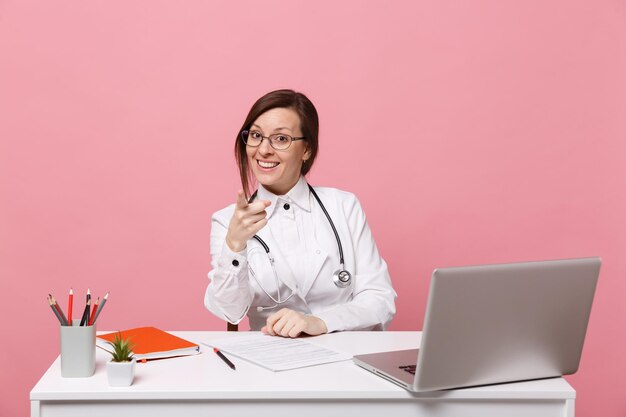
top-left (204, 89), bottom-right (396, 338)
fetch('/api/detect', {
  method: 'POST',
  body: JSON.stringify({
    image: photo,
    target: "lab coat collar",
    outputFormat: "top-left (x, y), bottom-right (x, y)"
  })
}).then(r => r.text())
top-left (256, 176), bottom-right (312, 218)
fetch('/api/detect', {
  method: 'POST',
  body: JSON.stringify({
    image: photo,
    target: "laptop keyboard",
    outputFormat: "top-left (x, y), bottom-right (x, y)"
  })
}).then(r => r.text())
top-left (399, 365), bottom-right (416, 375)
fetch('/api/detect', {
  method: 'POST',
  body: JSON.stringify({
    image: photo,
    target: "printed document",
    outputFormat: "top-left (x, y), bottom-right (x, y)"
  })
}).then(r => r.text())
top-left (202, 333), bottom-right (352, 371)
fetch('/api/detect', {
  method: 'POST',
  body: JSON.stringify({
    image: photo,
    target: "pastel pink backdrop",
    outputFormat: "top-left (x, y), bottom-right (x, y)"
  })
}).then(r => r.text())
top-left (1, 1), bottom-right (624, 416)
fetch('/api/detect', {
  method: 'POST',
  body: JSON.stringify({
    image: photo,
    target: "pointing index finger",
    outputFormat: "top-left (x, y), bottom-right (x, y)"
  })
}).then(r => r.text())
top-left (235, 190), bottom-right (248, 209)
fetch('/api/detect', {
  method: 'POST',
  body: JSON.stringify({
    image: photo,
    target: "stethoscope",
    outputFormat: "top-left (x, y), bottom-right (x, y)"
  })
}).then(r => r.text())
top-left (248, 184), bottom-right (352, 311)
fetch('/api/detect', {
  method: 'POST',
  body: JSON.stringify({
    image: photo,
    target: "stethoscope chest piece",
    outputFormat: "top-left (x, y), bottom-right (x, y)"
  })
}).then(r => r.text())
top-left (333, 269), bottom-right (352, 288)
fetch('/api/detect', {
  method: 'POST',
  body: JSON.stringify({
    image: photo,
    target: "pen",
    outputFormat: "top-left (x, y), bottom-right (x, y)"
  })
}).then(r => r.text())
top-left (213, 347), bottom-right (236, 370)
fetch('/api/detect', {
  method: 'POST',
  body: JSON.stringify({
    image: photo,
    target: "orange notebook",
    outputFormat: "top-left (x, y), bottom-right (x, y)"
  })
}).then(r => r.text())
top-left (96, 327), bottom-right (200, 361)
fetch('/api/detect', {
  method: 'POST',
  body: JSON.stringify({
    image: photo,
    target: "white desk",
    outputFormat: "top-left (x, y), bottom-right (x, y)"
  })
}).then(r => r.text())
top-left (31, 331), bottom-right (575, 417)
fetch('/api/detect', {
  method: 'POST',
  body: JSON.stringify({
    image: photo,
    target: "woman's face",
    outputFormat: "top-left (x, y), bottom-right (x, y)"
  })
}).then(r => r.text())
top-left (246, 107), bottom-right (311, 195)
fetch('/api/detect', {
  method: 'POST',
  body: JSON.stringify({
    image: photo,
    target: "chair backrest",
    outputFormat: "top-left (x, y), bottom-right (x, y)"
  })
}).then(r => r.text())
top-left (227, 322), bottom-right (238, 331)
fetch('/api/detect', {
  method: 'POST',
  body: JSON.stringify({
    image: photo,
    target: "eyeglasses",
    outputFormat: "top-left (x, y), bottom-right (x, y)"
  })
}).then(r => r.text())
top-left (241, 130), bottom-right (306, 151)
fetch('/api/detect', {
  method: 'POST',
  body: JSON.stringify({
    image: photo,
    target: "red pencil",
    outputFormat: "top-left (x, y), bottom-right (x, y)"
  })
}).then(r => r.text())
top-left (88, 298), bottom-right (100, 326)
top-left (68, 288), bottom-right (74, 326)
top-left (93, 292), bottom-right (109, 324)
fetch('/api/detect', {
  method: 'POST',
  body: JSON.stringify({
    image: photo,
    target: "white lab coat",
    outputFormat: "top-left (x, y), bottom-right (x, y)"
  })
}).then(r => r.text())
top-left (204, 177), bottom-right (396, 332)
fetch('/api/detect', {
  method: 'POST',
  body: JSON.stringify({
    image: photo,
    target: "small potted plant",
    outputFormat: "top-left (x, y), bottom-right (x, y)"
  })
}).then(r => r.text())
top-left (106, 332), bottom-right (136, 386)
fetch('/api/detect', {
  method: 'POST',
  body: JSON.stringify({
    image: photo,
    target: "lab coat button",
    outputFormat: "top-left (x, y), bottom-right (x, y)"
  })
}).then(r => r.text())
top-left (283, 203), bottom-right (290, 210)
top-left (316, 250), bottom-right (321, 255)
top-left (232, 259), bottom-right (239, 267)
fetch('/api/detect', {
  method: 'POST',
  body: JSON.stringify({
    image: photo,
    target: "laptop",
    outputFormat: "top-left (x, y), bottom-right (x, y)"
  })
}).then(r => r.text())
top-left (353, 257), bottom-right (601, 391)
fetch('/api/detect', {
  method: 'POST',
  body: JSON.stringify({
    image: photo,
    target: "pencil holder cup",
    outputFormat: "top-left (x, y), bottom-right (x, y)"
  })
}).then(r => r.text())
top-left (60, 320), bottom-right (96, 377)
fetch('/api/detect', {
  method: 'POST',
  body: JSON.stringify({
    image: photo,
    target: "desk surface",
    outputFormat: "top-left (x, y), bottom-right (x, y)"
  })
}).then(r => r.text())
top-left (31, 331), bottom-right (576, 417)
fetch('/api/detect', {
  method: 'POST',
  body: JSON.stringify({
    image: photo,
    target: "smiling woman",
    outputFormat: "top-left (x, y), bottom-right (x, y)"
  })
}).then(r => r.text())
top-left (204, 89), bottom-right (397, 338)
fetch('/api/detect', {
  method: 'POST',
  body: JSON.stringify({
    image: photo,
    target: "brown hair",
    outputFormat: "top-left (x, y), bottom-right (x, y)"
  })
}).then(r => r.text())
top-left (235, 89), bottom-right (319, 198)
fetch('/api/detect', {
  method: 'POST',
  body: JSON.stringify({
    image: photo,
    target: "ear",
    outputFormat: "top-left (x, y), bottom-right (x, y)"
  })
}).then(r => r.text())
top-left (303, 145), bottom-right (312, 162)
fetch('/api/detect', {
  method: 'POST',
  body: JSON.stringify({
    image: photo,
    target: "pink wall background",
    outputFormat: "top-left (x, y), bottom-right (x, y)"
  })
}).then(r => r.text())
top-left (1, 1), bottom-right (624, 416)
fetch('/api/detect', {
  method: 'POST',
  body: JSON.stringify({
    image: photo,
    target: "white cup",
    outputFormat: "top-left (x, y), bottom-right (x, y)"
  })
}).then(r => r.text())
top-left (59, 320), bottom-right (96, 377)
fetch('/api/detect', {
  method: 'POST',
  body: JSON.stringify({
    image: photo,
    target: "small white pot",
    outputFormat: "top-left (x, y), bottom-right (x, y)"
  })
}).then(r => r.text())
top-left (107, 358), bottom-right (136, 387)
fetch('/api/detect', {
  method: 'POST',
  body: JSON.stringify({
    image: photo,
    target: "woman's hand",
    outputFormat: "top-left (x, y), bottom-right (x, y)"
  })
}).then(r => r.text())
top-left (225, 190), bottom-right (271, 252)
top-left (261, 308), bottom-right (328, 338)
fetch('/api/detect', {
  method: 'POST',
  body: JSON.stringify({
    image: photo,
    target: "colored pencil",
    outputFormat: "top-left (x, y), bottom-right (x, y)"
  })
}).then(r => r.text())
top-left (93, 292), bottom-right (109, 324)
top-left (47, 296), bottom-right (65, 325)
top-left (88, 298), bottom-right (99, 326)
top-left (79, 299), bottom-right (91, 326)
top-left (68, 288), bottom-right (74, 326)
top-left (49, 294), bottom-right (68, 326)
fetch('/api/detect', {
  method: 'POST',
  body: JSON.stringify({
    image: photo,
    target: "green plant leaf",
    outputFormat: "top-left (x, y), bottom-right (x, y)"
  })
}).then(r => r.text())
top-left (106, 331), bottom-right (135, 362)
